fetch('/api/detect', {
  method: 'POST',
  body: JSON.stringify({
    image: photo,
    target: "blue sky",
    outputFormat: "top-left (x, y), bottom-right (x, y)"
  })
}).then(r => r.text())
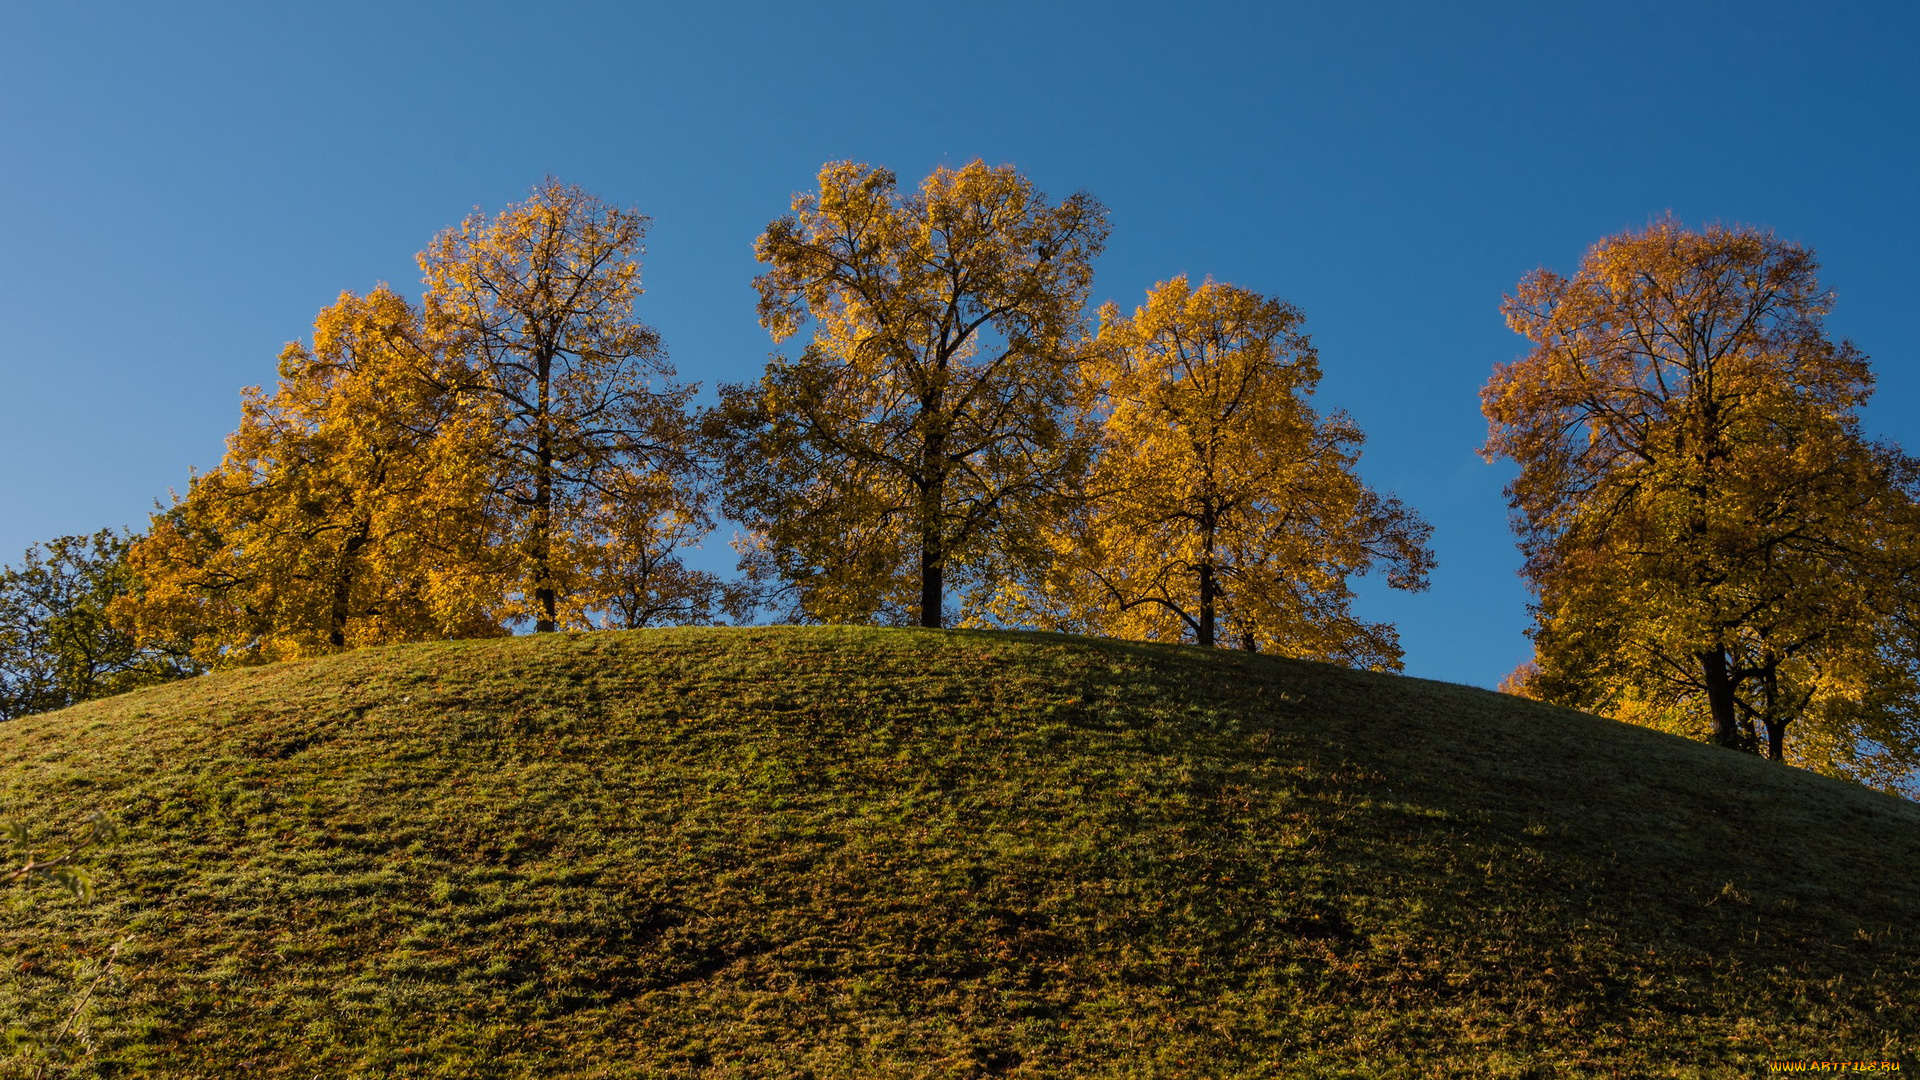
top-left (3, 1), bottom-right (1915, 689)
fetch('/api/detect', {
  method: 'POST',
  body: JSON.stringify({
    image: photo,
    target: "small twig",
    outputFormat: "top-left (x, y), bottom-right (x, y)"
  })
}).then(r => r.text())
top-left (5, 852), bottom-right (77, 884)
top-left (5, 815), bottom-right (114, 895)
top-left (31, 940), bottom-right (123, 1080)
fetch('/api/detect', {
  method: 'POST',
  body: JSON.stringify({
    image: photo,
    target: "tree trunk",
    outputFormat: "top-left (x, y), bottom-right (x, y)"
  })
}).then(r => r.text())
top-left (1699, 648), bottom-right (1744, 750)
top-left (919, 539), bottom-right (943, 629)
top-left (328, 526), bottom-right (370, 648)
top-left (1197, 562), bottom-right (1216, 647)
top-left (533, 351), bottom-right (557, 634)
top-left (1196, 512), bottom-right (1217, 647)
top-left (1764, 717), bottom-right (1788, 761)
top-left (918, 465), bottom-right (945, 629)
top-left (918, 391), bottom-right (947, 630)
top-left (1761, 663), bottom-right (1788, 762)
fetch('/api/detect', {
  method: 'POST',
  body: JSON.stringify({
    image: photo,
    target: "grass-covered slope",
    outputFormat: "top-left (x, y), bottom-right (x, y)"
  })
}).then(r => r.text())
top-left (2, 627), bottom-right (1916, 1078)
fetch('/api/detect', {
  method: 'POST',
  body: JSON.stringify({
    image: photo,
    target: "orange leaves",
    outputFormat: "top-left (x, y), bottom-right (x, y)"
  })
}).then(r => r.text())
top-left (122, 287), bottom-right (504, 667)
top-left (1486, 219), bottom-right (1869, 500)
top-left (421, 178), bottom-right (656, 368)
top-left (123, 180), bottom-right (733, 661)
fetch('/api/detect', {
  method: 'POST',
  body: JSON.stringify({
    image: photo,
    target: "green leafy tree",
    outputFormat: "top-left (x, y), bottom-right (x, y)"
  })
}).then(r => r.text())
top-left (0, 531), bottom-right (196, 720)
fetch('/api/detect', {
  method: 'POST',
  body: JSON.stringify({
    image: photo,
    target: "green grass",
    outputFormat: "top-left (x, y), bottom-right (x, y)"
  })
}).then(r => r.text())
top-left (1, 625), bottom-right (1916, 1078)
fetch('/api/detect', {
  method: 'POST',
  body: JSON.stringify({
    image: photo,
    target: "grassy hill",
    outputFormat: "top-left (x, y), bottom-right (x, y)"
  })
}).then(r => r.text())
top-left (1, 626), bottom-right (1916, 1078)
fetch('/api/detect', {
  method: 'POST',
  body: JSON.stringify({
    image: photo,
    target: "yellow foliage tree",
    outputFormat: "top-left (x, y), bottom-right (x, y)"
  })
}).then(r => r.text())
top-left (995, 277), bottom-right (1433, 667)
top-left (1483, 219), bottom-right (1920, 789)
top-left (708, 160), bottom-right (1108, 627)
top-left (421, 179), bottom-right (726, 632)
top-left (120, 286), bottom-right (503, 666)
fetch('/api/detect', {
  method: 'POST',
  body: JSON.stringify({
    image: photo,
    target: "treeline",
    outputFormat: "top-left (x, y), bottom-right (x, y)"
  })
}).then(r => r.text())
top-left (3, 163), bottom-right (1434, 707)
top-left (4, 165), bottom-right (1919, 793)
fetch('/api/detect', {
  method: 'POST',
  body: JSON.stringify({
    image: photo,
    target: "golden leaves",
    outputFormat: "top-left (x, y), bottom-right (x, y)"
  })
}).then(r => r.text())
top-left (994, 277), bottom-right (1432, 668)
top-left (417, 179), bottom-right (705, 633)
top-left (123, 180), bottom-right (732, 661)
top-left (121, 287), bottom-right (503, 666)
top-left (1484, 219), bottom-right (1920, 786)
top-left (718, 160), bottom-right (1110, 628)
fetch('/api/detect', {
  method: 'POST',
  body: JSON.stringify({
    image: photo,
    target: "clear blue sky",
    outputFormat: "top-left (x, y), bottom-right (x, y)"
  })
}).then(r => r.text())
top-left (3, 1), bottom-right (1915, 689)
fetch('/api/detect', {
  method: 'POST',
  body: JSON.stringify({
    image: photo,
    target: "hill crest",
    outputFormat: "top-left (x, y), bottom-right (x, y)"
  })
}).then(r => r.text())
top-left (3, 626), bottom-right (1915, 1077)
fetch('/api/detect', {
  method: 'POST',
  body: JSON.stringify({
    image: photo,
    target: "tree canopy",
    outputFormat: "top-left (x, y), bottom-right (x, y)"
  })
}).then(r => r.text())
top-left (709, 160), bottom-right (1109, 628)
top-left (994, 276), bottom-right (1432, 667)
top-left (119, 181), bottom-right (731, 669)
top-left (421, 179), bottom-right (720, 633)
top-left (1484, 219), bottom-right (1920, 790)
top-left (120, 286), bottom-right (502, 666)
top-left (14, 168), bottom-right (1463, 738)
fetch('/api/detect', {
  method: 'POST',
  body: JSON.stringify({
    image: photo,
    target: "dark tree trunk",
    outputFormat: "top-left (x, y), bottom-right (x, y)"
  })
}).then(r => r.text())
top-left (328, 526), bottom-right (370, 648)
top-left (919, 545), bottom-right (943, 629)
top-left (1197, 562), bottom-right (1216, 647)
top-left (918, 394), bottom-right (947, 630)
top-left (1700, 648), bottom-right (1744, 750)
top-left (1195, 507), bottom-right (1219, 647)
top-left (1761, 663), bottom-right (1787, 761)
top-left (533, 351), bottom-right (557, 634)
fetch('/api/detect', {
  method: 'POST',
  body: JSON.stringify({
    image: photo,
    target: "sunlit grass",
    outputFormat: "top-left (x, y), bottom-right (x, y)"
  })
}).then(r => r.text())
top-left (2, 626), bottom-right (1915, 1077)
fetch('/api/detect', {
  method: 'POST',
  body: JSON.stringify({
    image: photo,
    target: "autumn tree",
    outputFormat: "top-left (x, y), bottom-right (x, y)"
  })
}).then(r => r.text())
top-left (708, 160), bottom-right (1108, 628)
top-left (1483, 219), bottom-right (1920, 789)
top-left (120, 286), bottom-right (503, 666)
top-left (0, 530), bottom-right (197, 720)
top-left (421, 179), bottom-right (719, 632)
top-left (994, 276), bottom-right (1433, 667)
